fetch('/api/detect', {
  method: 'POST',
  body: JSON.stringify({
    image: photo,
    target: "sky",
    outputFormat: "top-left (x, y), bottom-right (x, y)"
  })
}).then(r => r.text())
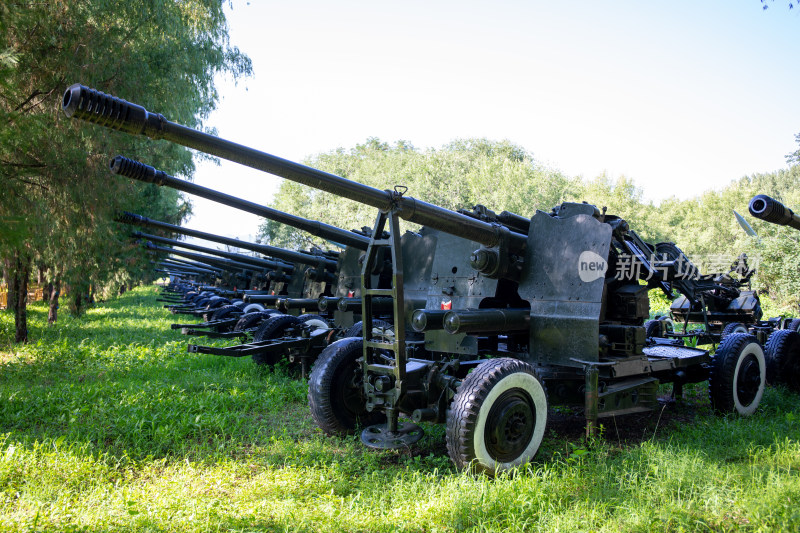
top-left (183, 0), bottom-right (800, 244)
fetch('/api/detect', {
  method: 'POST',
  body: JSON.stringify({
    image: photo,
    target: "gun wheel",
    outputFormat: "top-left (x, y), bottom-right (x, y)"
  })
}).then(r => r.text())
top-left (764, 329), bottom-right (800, 392)
top-left (644, 319), bottom-right (659, 338)
top-left (709, 333), bottom-right (765, 416)
top-left (783, 318), bottom-right (800, 333)
top-left (251, 314), bottom-right (297, 365)
top-left (233, 310), bottom-right (276, 332)
top-left (209, 305), bottom-right (239, 332)
top-left (720, 322), bottom-right (748, 340)
top-left (308, 338), bottom-right (385, 436)
top-left (446, 358), bottom-right (547, 475)
top-left (644, 317), bottom-right (673, 338)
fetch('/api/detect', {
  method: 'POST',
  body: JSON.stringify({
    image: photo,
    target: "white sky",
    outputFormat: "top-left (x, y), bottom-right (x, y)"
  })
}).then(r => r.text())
top-left (184, 0), bottom-right (800, 244)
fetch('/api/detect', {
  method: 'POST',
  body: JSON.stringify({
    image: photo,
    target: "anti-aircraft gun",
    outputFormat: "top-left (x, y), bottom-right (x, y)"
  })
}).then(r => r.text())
top-left (110, 155), bottom-right (372, 319)
top-left (150, 250), bottom-right (246, 290)
top-left (120, 210), bottom-right (339, 306)
top-left (142, 240), bottom-right (271, 295)
top-left (142, 240), bottom-right (277, 318)
top-left (109, 158), bottom-right (397, 370)
top-left (64, 83), bottom-right (768, 473)
top-left (644, 242), bottom-right (764, 345)
top-left (746, 193), bottom-right (800, 391)
top-left (120, 211), bottom-right (339, 337)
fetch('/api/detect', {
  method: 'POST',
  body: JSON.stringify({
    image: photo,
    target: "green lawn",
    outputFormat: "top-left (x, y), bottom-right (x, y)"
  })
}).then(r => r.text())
top-left (0, 286), bottom-right (798, 532)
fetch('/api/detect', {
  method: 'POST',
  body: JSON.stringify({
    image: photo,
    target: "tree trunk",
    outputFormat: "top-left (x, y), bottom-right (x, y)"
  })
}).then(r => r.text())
top-left (4, 257), bottom-right (16, 315)
top-left (48, 279), bottom-right (60, 324)
top-left (12, 251), bottom-right (31, 343)
top-left (71, 292), bottom-right (82, 317)
top-left (43, 281), bottom-right (53, 302)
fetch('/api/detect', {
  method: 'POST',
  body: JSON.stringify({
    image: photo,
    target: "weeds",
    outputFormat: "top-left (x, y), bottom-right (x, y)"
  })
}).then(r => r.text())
top-left (0, 286), bottom-right (798, 531)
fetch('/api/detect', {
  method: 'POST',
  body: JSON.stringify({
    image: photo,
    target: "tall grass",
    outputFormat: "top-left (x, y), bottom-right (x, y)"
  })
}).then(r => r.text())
top-left (0, 286), bottom-right (798, 531)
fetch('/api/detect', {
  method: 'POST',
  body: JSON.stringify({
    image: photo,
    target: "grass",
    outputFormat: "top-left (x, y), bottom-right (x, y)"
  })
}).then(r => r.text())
top-left (0, 286), bottom-right (798, 531)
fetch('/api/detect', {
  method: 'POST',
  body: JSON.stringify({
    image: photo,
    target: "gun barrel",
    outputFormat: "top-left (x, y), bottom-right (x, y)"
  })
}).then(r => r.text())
top-left (157, 261), bottom-right (219, 275)
top-left (64, 85), bottom-right (525, 251)
top-left (749, 194), bottom-right (800, 231)
top-left (145, 242), bottom-right (265, 274)
top-left (111, 156), bottom-right (369, 250)
top-left (159, 257), bottom-right (222, 273)
top-left (442, 308), bottom-right (530, 335)
top-left (120, 211), bottom-right (337, 269)
top-left (135, 231), bottom-right (289, 271)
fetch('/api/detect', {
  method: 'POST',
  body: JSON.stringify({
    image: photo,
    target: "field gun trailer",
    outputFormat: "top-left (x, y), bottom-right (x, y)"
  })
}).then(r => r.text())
top-left (65, 83), bottom-right (768, 473)
top-left (746, 193), bottom-right (800, 392)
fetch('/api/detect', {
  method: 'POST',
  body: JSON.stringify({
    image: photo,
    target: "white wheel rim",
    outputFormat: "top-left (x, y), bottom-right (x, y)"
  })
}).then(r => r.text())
top-left (304, 318), bottom-right (330, 332)
top-left (732, 342), bottom-right (765, 416)
top-left (242, 303), bottom-right (265, 314)
top-left (472, 372), bottom-right (547, 471)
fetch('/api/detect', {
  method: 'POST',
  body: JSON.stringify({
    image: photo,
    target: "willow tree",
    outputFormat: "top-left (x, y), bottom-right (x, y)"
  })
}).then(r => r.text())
top-left (0, 1), bottom-right (251, 342)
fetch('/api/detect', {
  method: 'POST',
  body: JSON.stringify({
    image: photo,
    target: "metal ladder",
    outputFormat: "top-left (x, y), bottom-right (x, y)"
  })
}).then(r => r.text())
top-left (361, 209), bottom-right (406, 431)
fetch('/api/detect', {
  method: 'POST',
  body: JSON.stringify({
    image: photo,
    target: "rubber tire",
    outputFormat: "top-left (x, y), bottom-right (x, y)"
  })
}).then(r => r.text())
top-left (233, 311), bottom-right (274, 332)
top-left (783, 318), bottom-right (800, 333)
top-left (308, 337), bottom-right (386, 436)
top-left (709, 333), bottom-right (765, 416)
top-left (764, 329), bottom-right (800, 391)
top-left (206, 297), bottom-right (231, 310)
top-left (644, 320), bottom-right (661, 338)
top-left (208, 305), bottom-right (239, 331)
top-left (251, 314), bottom-right (299, 365)
top-left (720, 322), bottom-right (748, 341)
top-left (211, 304), bottom-right (238, 320)
top-left (446, 358), bottom-right (548, 475)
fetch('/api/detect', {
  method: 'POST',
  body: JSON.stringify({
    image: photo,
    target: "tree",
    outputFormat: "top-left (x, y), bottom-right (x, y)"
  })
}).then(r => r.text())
top-left (259, 138), bottom-right (574, 250)
top-left (0, 1), bottom-right (251, 342)
top-left (259, 136), bottom-right (800, 314)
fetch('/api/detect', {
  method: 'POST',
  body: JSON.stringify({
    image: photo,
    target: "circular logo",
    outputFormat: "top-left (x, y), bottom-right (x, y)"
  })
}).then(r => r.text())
top-left (578, 251), bottom-right (608, 283)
